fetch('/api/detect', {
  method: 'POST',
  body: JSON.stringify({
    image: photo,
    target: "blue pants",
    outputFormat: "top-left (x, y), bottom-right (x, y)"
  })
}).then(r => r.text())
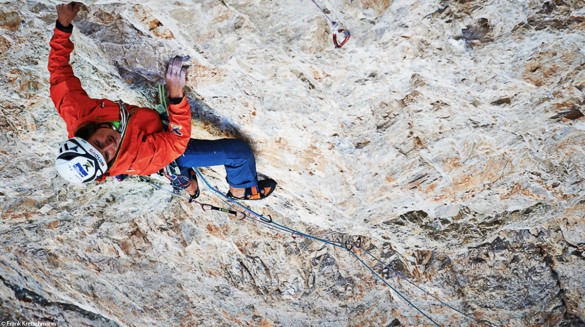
top-left (176, 138), bottom-right (258, 188)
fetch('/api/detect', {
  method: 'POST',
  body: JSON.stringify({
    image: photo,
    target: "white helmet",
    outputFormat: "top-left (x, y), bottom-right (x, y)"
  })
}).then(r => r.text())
top-left (55, 137), bottom-right (108, 184)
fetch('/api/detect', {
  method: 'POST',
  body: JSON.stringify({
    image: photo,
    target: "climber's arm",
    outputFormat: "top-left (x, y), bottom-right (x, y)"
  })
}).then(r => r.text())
top-left (164, 55), bottom-right (192, 147)
top-left (48, 2), bottom-right (97, 122)
top-left (125, 56), bottom-right (192, 175)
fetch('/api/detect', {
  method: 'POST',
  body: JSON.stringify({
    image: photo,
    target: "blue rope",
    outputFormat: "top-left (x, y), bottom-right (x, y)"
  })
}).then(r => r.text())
top-left (194, 169), bottom-right (347, 249)
top-left (147, 169), bottom-right (494, 326)
top-left (194, 168), bottom-right (441, 326)
top-left (145, 170), bottom-right (497, 326)
top-left (142, 176), bottom-right (315, 242)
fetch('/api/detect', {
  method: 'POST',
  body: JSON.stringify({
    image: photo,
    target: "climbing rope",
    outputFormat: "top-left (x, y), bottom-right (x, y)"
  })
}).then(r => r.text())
top-left (142, 175), bottom-right (309, 237)
top-left (194, 169), bottom-right (348, 249)
top-left (144, 168), bottom-right (496, 326)
top-left (194, 169), bottom-right (445, 326)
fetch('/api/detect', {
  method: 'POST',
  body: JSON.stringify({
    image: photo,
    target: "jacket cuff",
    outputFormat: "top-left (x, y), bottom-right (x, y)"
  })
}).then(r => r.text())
top-left (55, 20), bottom-right (73, 33)
top-left (169, 96), bottom-right (184, 105)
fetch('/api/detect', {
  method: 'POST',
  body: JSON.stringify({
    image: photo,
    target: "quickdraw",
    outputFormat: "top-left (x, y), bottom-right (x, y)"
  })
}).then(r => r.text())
top-left (198, 201), bottom-right (243, 217)
top-left (310, 0), bottom-right (351, 49)
top-left (354, 235), bottom-right (362, 248)
top-left (195, 200), bottom-right (243, 218)
top-left (331, 22), bottom-right (350, 48)
top-left (343, 235), bottom-right (362, 251)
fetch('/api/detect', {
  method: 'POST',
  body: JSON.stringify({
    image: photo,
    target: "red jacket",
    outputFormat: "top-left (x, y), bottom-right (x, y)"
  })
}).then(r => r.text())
top-left (48, 27), bottom-right (191, 178)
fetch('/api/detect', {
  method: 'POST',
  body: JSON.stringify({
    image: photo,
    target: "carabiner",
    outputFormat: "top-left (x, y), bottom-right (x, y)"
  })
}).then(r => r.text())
top-left (200, 203), bottom-right (239, 217)
top-left (344, 239), bottom-right (354, 251)
top-left (236, 211), bottom-right (246, 220)
top-left (354, 236), bottom-right (362, 248)
top-left (331, 22), bottom-right (350, 48)
top-left (200, 203), bottom-right (213, 212)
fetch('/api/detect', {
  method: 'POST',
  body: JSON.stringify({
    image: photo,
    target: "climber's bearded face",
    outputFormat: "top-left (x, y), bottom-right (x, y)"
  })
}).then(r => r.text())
top-left (87, 125), bottom-right (121, 164)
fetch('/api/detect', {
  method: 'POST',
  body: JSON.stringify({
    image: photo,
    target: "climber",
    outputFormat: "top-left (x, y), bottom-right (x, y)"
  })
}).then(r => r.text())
top-left (50, 2), bottom-right (276, 200)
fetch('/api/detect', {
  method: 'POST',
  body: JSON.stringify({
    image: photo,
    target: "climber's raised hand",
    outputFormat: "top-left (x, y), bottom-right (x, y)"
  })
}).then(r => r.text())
top-left (56, 2), bottom-right (82, 27)
top-left (166, 56), bottom-right (189, 100)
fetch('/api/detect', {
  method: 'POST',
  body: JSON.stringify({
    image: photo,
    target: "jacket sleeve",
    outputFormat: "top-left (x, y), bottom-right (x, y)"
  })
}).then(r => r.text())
top-left (133, 97), bottom-right (192, 171)
top-left (166, 96), bottom-right (192, 143)
top-left (48, 22), bottom-right (97, 124)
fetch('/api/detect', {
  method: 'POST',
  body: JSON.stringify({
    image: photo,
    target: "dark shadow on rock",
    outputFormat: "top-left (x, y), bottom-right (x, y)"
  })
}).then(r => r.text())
top-left (113, 61), bottom-right (160, 91)
top-left (550, 107), bottom-right (584, 120)
top-left (114, 73), bottom-right (254, 153)
top-left (186, 92), bottom-right (253, 146)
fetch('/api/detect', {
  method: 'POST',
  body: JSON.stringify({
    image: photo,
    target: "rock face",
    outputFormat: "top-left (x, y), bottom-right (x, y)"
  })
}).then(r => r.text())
top-left (1, 0), bottom-right (584, 326)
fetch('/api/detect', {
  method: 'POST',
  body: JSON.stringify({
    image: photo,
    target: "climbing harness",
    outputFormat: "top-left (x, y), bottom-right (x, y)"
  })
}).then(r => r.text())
top-left (149, 84), bottom-right (201, 200)
top-left (193, 168), bottom-right (498, 327)
top-left (309, 0), bottom-right (351, 48)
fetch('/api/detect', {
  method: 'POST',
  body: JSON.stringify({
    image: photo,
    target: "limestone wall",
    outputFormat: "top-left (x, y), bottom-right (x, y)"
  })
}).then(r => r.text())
top-left (0, 0), bottom-right (584, 326)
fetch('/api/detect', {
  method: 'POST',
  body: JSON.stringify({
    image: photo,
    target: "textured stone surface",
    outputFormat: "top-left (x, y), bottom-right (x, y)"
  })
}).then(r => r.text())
top-left (1, 0), bottom-right (584, 326)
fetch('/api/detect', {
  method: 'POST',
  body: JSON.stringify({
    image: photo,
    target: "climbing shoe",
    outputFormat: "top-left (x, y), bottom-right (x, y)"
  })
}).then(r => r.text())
top-left (185, 169), bottom-right (200, 201)
top-left (226, 178), bottom-right (277, 201)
